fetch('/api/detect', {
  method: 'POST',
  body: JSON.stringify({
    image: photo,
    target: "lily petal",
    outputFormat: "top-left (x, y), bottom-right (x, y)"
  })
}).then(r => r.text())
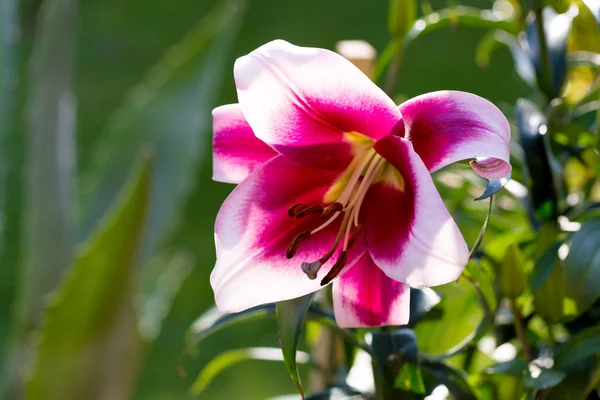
top-left (213, 104), bottom-right (278, 184)
top-left (366, 136), bottom-right (469, 286)
top-left (399, 90), bottom-right (511, 179)
top-left (211, 155), bottom-right (366, 313)
top-left (333, 252), bottom-right (410, 328)
top-left (234, 40), bottom-right (402, 170)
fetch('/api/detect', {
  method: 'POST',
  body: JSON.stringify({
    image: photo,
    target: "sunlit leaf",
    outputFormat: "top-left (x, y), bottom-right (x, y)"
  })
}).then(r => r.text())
top-left (395, 362), bottom-right (426, 394)
top-left (189, 347), bottom-right (310, 397)
top-left (26, 152), bottom-right (153, 400)
top-left (564, 219), bottom-right (600, 315)
top-left (276, 293), bottom-right (316, 397)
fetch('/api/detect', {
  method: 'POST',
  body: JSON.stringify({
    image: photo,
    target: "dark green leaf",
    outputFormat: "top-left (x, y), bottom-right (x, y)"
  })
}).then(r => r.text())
top-left (515, 98), bottom-right (558, 221)
top-left (79, 0), bottom-right (244, 263)
top-left (276, 293), bottom-right (316, 398)
top-left (525, 367), bottom-right (566, 390)
top-left (26, 152), bottom-right (153, 400)
top-left (305, 385), bottom-right (365, 400)
top-left (525, 7), bottom-right (573, 97)
top-left (421, 360), bottom-right (478, 400)
top-left (486, 359), bottom-right (529, 377)
top-left (189, 347), bottom-right (309, 397)
top-left (555, 325), bottom-right (600, 368)
top-left (408, 287), bottom-right (441, 327)
top-left (529, 242), bottom-right (562, 293)
top-left (564, 219), bottom-right (600, 314)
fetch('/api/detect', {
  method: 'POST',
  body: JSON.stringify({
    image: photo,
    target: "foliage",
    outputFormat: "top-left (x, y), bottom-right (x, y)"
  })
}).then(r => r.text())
top-left (1, 0), bottom-right (600, 399)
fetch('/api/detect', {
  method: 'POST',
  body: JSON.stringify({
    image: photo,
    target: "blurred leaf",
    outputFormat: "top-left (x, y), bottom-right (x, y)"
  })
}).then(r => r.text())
top-left (570, 1), bottom-right (600, 52)
top-left (394, 362), bottom-right (426, 394)
top-left (564, 219), bottom-right (600, 314)
top-left (305, 385), bottom-right (365, 399)
top-left (421, 359), bottom-right (478, 400)
top-left (515, 98), bottom-right (558, 221)
top-left (389, 0), bottom-right (417, 39)
top-left (582, 0), bottom-right (600, 27)
top-left (372, 328), bottom-right (418, 378)
top-left (524, 6), bottom-right (574, 97)
top-left (26, 152), bottom-right (153, 400)
top-left (533, 259), bottom-right (564, 322)
top-left (554, 325), bottom-right (600, 368)
top-left (276, 293), bottom-right (316, 398)
top-left (0, 0), bottom-right (21, 388)
top-left (529, 241), bottom-right (561, 293)
top-left (476, 29), bottom-right (536, 87)
top-left (486, 359), bottom-right (528, 377)
top-left (408, 287), bottom-right (441, 327)
top-left (189, 347), bottom-right (309, 397)
top-left (21, 0), bottom-right (77, 335)
top-left (79, 0), bottom-right (244, 263)
top-left (525, 367), bottom-right (566, 390)
top-left (501, 242), bottom-right (527, 299)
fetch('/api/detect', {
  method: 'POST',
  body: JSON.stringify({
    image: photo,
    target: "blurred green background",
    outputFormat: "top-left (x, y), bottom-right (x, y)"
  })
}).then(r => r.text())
top-left (1, 0), bottom-right (533, 399)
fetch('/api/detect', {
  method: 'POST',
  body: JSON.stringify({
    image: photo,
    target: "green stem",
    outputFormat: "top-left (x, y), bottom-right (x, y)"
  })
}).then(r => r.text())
top-left (532, 0), bottom-right (553, 99)
top-left (384, 45), bottom-right (403, 97)
top-left (511, 300), bottom-right (532, 362)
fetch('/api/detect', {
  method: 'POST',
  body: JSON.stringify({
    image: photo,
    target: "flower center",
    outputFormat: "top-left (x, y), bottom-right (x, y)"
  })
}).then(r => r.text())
top-left (286, 147), bottom-right (386, 285)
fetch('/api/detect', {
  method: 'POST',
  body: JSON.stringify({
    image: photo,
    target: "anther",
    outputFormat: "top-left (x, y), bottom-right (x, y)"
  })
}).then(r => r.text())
top-left (288, 203), bottom-right (308, 217)
top-left (347, 224), bottom-right (363, 249)
top-left (320, 251), bottom-right (348, 286)
top-left (286, 231), bottom-right (311, 259)
top-left (296, 205), bottom-right (324, 218)
top-left (321, 202), bottom-right (344, 219)
top-left (301, 261), bottom-right (322, 280)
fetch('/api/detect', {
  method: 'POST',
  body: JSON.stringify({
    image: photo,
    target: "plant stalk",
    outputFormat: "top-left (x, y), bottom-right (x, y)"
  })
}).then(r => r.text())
top-left (532, 0), bottom-right (554, 99)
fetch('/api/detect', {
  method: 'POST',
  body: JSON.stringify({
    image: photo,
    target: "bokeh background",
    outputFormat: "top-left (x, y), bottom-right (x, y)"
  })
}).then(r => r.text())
top-left (0, 0), bottom-right (568, 398)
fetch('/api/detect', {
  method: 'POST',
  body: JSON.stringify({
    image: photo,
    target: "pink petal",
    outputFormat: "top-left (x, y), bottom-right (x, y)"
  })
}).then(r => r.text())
top-left (399, 90), bottom-right (511, 179)
top-left (333, 252), bottom-right (410, 328)
top-left (365, 136), bottom-right (469, 286)
top-left (211, 155), bottom-right (366, 313)
top-left (234, 40), bottom-right (402, 170)
top-left (212, 104), bottom-right (278, 184)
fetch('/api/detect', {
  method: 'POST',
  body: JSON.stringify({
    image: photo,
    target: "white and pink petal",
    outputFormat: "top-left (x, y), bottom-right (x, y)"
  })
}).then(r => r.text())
top-left (212, 104), bottom-right (278, 184)
top-left (333, 252), bottom-right (410, 328)
top-left (211, 156), bottom-right (366, 313)
top-left (399, 90), bottom-right (511, 179)
top-left (234, 40), bottom-right (402, 170)
top-left (365, 135), bottom-right (469, 287)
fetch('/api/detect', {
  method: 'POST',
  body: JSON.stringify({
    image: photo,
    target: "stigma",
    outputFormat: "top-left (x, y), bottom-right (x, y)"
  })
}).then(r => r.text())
top-left (286, 148), bottom-right (386, 285)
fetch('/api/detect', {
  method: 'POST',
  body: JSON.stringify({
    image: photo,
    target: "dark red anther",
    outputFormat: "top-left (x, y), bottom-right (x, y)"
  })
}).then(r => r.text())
top-left (320, 251), bottom-right (347, 286)
top-left (347, 224), bottom-right (363, 249)
top-left (296, 205), bottom-right (324, 218)
top-left (321, 202), bottom-right (344, 219)
top-left (288, 203), bottom-right (308, 217)
top-left (286, 231), bottom-right (311, 259)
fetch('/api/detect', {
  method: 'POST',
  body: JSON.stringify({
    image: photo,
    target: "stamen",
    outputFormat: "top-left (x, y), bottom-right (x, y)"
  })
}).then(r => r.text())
top-left (347, 224), bottom-right (362, 249)
top-left (286, 231), bottom-right (311, 259)
top-left (296, 205), bottom-right (324, 218)
top-left (321, 202), bottom-right (344, 219)
top-left (288, 203), bottom-right (307, 217)
top-left (301, 261), bottom-right (321, 280)
top-left (320, 251), bottom-right (347, 286)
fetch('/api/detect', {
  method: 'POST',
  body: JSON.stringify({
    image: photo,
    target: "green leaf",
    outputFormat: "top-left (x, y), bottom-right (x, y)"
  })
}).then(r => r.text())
top-left (530, 242), bottom-right (562, 293)
top-left (501, 242), bottom-right (528, 299)
top-left (394, 362), bottom-right (426, 394)
top-left (486, 359), bottom-right (529, 377)
top-left (564, 219), bottom-right (600, 314)
top-left (533, 257), bottom-right (564, 322)
top-left (26, 152), bottom-right (153, 400)
top-left (189, 347), bottom-right (310, 397)
top-left (525, 367), bottom-right (566, 390)
top-left (408, 287), bottom-right (441, 327)
top-left (304, 386), bottom-right (365, 399)
top-left (20, 0), bottom-right (77, 335)
top-left (79, 0), bottom-right (244, 263)
top-left (388, 0), bottom-right (417, 40)
top-left (421, 360), bottom-right (478, 400)
top-left (554, 325), bottom-right (600, 368)
top-left (276, 293), bottom-right (316, 398)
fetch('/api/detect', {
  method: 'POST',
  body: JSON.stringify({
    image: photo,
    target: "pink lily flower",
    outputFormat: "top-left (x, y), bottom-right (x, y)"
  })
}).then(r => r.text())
top-left (211, 40), bottom-right (511, 328)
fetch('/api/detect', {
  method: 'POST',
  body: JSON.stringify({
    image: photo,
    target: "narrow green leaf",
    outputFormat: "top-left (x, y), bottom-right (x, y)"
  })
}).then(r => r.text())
top-left (530, 242), bottom-right (562, 293)
top-left (564, 219), bottom-right (600, 314)
top-left (554, 325), bottom-right (600, 368)
top-left (421, 360), bottom-right (478, 400)
top-left (388, 0), bottom-right (417, 40)
top-left (533, 258), bottom-right (565, 322)
top-left (525, 367), bottom-right (566, 390)
top-left (276, 293), bottom-right (316, 398)
top-left (79, 0), bottom-right (245, 263)
top-left (26, 152), bottom-right (153, 400)
top-left (501, 242), bottom-right (527, 299)
top-left (486, 359), bottom-right (528, 377)
top-left (189, 347), bottom-right (309, 397)
top-left (20, 0), bottom-right (77, 335)
top-left (304, 385), bottom-right (365, 399)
